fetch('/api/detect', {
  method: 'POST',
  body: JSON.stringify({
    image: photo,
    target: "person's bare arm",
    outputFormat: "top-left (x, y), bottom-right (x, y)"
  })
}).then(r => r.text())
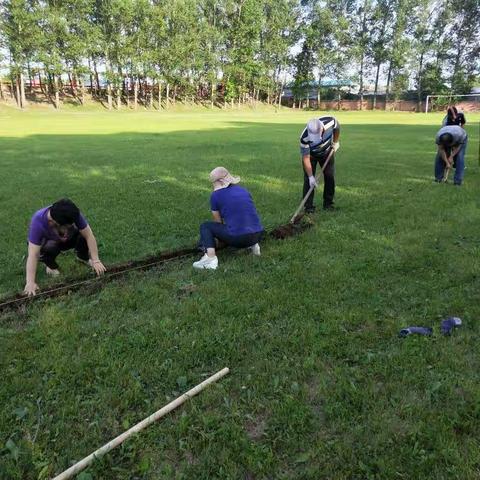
top-left (24, 242), bottom-right (41, 296)
top-left (79, 225), bottom-right (106, 275)
top-left (302, 154), bottom-right (313, 177)
top-left (211, 211), bottom-right (222, 223)
top-left (438, 146), bottom-right (451, 167)
top-left (333, 128), bottom-right (340, 142)
top-left (450, 144), bottom-right (461, 158)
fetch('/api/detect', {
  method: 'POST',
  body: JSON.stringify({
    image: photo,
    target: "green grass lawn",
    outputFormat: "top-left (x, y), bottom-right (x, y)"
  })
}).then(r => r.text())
top-left (1, 105), bottom-right (480, 479)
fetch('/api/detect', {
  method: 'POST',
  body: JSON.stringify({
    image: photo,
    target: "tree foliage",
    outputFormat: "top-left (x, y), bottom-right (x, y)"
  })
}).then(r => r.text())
top-left (0, 0), bottom-right (478, 109)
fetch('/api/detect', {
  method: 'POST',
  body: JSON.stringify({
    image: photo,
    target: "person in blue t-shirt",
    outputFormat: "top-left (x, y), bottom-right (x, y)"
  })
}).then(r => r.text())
top-left (193, 167), bottom-right (264, 270)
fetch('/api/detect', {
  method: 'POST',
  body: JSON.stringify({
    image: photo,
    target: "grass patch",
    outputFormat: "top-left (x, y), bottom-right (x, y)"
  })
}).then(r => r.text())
top-left (1, 107), bottom-right (480, 479)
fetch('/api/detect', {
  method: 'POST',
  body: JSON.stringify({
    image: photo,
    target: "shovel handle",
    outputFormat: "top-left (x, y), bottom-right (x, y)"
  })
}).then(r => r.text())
top-left (290, 147), bottom-right (335, 223)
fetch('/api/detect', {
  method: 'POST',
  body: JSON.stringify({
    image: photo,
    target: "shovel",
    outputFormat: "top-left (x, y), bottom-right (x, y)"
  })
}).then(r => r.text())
top-left (271, 146), bottom-right (335, 239)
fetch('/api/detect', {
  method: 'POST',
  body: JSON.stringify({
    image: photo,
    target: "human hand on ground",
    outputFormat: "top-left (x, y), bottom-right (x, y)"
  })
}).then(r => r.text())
top-left (308, 175), bottom-right (317, 188)
top-left (91, 260), bottom-right (106, 276)
top-left (24, 282), bottom-right (39, 297)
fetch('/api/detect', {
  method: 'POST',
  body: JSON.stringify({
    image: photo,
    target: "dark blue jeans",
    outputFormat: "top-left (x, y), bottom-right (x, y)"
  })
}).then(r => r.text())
top-left (434, 140), bottom-right (467, 185)
top-left (199, 222), bottom-right (263, 250)
top-left (303, 153), bottom-right (335, 209)
top-left (39, 230), bottom-right (89, 269)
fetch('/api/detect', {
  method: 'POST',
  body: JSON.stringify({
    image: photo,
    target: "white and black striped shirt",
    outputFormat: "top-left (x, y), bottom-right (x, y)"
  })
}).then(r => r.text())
top-left (300, 116), bottom-right (339, 158)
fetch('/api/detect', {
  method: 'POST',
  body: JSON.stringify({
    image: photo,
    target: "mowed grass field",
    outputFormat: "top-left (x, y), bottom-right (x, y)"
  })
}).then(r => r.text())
top-left (1, 106), bottom-right (479, 479)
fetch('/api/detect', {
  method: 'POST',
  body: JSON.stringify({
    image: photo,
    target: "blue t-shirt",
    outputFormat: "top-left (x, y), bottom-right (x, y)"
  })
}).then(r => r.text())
top-left (210, 185), bottom-right (263, 236)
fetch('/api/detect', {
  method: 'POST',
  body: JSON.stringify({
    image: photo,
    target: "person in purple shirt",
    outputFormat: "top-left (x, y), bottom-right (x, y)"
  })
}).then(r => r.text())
top-left (193, 167), bottom-right (264, 270)
top-left (24, 198), bottom-right (106, 296)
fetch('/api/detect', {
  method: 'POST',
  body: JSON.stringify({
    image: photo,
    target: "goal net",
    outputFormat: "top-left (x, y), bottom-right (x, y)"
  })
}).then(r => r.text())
top-left (425, 94), bottom-right (480, 113)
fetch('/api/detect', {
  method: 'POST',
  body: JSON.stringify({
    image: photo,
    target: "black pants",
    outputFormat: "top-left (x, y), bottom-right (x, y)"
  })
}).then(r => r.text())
top-left (303, 153), bottom-right (335, 209)
top-left (199, 222), bottom-right (263, 250)
top-left (39, 230), bottom-right (89, 269)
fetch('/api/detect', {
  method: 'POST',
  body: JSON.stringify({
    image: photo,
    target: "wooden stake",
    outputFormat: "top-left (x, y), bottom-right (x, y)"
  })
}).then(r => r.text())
top-left (52, 367), bottom-right (230, 480)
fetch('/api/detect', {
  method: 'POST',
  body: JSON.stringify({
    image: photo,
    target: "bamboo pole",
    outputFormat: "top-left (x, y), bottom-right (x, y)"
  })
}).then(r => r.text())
top-left (52, 367), bottom-right (230, 480)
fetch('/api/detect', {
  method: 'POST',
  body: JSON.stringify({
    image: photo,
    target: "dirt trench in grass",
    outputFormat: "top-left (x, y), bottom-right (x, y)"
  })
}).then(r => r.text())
top-left (0, 220), bottom-right (313, 314)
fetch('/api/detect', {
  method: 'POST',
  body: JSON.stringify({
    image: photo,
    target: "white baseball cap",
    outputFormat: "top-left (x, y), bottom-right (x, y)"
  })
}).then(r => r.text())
top-left (307, 118), bottom-right (324, 143)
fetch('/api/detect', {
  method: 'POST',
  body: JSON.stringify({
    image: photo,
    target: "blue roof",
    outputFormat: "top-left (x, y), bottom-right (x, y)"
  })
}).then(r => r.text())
top-left (287, 80), bottom-right (355, 88)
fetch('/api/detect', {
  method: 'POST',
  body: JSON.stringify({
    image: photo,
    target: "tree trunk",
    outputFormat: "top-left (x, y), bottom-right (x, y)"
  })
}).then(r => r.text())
top-left (173, 84), bottom-right (177, 105)
top-left (14, 74), bottom-right (21, 108)
top-left (359, 55), bottom-right (364, 110)
top-left (134, 78), bottom-right (138, 110)
top-left (20, 72), bottom-right (27, 107)
top-left (385, 61), bottom-right (392, 110)
top-left (373, 62), bottom-right (381, 110)
top-left (94, 61), bottom-right (100, 97)
top-left (38, 72), bottom-right (46, 98)
top-left (54, 74), bottom-right (60, 109)
top-left (88, 58), bottom-right (94, 97)
top-left (166, 83), bottom-right (170, 109)
top-left (149, 85), bottom-right (153, 109)
top-left (267, 87), bottom-right (270, 104)
top-left (210, 82), bottom-right (215, 108)
top-left (278, 76), bottom-right (285, 107)
top-left (158, 81), bottom-right (162, 109)
top-left (417, 51), bottom-right (424, 112)
top-left (79, 76), bottom-right (85, 105)
top-left (27, 63), bottom-right (33, 94)
top-left (107, 82), bottom-right (112, 110)
top-left (124, 77), bottom-right (129, 108)
top-left (0, 77), bottom-right (4, 100)
top-left (68, 72), bottom-right (75, 97)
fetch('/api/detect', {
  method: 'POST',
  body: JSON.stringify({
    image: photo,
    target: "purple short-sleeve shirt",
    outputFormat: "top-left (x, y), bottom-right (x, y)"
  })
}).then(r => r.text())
top-left (28, 206), bottom-right (88, 245)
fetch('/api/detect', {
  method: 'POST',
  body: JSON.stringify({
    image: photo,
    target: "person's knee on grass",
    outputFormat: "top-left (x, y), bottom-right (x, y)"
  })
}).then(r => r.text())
top-left (193, 167), bottom-right (264, 270)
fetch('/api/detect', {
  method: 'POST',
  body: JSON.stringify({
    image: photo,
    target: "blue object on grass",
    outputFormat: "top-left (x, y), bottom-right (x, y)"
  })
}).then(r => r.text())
top-left (440, 317), bottom-right (462, 336)
top-left (399, 327), bottom-right (433, 338)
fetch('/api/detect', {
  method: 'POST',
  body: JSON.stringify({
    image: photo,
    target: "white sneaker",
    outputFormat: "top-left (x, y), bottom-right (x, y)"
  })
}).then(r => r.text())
top-left (250, 243), bottom-right (261, 256)
top-left (193, 254), bottom-right (218, 270)
top-left (46, 266), bottom-right (60, 276)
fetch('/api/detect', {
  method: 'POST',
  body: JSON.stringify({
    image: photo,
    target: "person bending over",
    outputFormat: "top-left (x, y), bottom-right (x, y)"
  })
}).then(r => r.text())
top-left (300, 116), bottom-right (340, 212)
top-left (434, 125), bottom-right (468, 185)
top-left (193, 167), bottom-right (264, 270)
top-left (24, 198), bottom-right (106, 296)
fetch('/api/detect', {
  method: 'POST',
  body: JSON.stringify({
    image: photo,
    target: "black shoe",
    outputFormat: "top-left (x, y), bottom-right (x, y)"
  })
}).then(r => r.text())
top-left (305, 206), bottom-right (316, 214)
top-left (323, 204), bottom-right (335, 211)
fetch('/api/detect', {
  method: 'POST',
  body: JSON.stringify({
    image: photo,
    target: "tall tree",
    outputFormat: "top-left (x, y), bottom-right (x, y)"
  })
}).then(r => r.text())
top-left (446, 0), bottom-right (480, 94)
top-left (384, 0), bottom-right (411, 107)
top-left (1, 0), bottom-right (38, 108)
top-left (349, 0), bottom-right (374, 109)
top-left (370, 0), bottom-right (395, 109)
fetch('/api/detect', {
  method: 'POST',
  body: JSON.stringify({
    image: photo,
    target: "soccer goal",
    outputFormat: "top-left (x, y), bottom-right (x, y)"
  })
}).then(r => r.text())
top-left (425, 94), bottom-right (480, 113)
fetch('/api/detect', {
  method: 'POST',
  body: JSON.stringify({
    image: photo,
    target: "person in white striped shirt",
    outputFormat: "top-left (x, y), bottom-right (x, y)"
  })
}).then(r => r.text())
top-left (299, 116), bottom-right (340, 212)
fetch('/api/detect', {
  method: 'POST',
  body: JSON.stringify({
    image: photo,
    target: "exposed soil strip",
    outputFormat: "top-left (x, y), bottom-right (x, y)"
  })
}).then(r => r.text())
top-left (0, 221), bottom-right (312, 314)
top-left (0, 248), bottom-right (197, 313)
